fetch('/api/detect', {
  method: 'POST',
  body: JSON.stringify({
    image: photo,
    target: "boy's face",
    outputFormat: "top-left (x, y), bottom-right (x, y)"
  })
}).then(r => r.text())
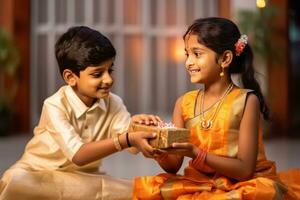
top-left (70, 59), bottom-right (114, 107)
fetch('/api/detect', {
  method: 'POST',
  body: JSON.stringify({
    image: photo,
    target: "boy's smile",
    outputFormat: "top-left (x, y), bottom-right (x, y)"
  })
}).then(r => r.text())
top-left (70, 59), bottom-right (114, 107)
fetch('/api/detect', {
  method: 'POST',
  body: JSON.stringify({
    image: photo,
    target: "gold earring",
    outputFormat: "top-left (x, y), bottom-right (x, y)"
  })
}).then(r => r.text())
top-left (220, 67), bottom-right (224, 77)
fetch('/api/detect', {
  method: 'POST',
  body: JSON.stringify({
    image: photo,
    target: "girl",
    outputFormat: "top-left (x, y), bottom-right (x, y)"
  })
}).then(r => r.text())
top-left (133, 17), bottom-right (300, 199)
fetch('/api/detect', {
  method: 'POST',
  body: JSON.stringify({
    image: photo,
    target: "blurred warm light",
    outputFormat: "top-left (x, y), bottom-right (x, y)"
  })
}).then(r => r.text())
top-left (172, 39), bottom-right (185, 62)
top-left (256, 0), bottom-right (266, 8)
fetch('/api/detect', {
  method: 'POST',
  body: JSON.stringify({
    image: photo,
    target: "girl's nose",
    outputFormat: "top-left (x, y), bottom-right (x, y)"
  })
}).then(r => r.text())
top-left (185, 56), bottom-right (194, 69)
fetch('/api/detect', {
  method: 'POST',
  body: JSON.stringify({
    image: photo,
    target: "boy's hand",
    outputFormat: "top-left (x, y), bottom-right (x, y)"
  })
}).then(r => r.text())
top-left (131, 114), bottom-right (163, 126)
top-left (129, 131), bottom-right (157, 158)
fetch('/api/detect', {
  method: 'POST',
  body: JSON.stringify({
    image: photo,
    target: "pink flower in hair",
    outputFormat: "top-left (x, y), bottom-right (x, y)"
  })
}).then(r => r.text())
top-left (234, 34), bottom-right (248, 56)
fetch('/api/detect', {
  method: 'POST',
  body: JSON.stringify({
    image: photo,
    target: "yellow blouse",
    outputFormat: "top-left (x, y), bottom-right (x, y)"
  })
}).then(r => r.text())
top-left (182, 88), bottom-right (276, 177)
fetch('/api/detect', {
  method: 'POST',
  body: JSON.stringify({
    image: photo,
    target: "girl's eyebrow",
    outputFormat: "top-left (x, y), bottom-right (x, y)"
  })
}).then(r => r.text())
top-left (185, 47), bottom-right (206, 52)
top-left (192, 47), bottom-right (205, 51)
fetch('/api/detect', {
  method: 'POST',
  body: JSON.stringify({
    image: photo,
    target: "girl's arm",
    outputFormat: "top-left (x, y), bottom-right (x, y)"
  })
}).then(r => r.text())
top-left (205, 93), bottom-right (260, 180)
top-left (155, 96), bottom-right (185, 174)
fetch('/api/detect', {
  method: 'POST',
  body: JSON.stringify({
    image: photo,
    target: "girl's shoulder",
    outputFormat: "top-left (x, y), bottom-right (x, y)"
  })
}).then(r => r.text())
top-left (179, 90), bottom-right (199, 118)
top-left (181, 90), bottom-right (200, 102)
top-left (229, 87), bottom-right (254, 99)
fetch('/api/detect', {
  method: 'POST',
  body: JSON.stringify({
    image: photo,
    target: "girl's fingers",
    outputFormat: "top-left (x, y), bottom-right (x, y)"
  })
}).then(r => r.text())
top-left (172, 142), bottom-right (190, 148)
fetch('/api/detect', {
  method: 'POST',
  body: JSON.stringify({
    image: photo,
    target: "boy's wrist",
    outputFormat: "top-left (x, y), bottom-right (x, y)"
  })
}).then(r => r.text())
top-left (126, 132), bottom-right (132, 147)
top-left (113, 134), bottom-right (122, 151)
top-left (117, 132), bottom-right (133, 149)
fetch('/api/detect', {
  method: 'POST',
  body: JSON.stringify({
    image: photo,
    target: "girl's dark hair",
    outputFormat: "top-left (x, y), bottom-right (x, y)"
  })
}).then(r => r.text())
top-left (184, 17), bottom-right (269, 120)
top-left (55, 26), bottom-right (116, 77)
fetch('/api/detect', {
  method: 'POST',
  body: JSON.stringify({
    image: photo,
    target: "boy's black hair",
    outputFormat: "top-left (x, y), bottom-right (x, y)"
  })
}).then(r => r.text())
top-left (55, 26), bottom-right (116, 77)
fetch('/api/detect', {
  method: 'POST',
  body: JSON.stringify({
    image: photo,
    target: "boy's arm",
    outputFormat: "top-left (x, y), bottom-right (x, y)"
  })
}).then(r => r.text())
top-left (73, 101), bottom-right (161, 165)
top-left (72, 131), bottom-right (156, 166)
top-left (44, 101), bottom-right (156, 166)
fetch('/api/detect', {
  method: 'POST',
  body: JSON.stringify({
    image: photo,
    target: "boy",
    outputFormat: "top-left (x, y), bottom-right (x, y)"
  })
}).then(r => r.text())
top-left (0, 26), bottom-right (160, 200)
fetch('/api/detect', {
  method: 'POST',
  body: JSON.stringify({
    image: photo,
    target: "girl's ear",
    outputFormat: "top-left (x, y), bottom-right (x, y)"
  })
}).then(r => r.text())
top-left (63, 69), bottom-right (77, 86)
top-left (219, 50), bottom-right (233, 68)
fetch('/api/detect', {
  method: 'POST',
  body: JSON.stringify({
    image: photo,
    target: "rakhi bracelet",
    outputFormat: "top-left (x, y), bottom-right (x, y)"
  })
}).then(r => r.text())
top-left (113, 134), bottom-right (122, 151)
top-left (126, 132), bottom-right (132, 147)
top-left (191, 149), bottom-right (207, 171)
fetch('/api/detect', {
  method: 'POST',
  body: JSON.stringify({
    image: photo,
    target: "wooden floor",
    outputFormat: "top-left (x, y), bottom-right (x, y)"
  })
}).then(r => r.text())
top-left (0, 134), bottom-right (300, 179)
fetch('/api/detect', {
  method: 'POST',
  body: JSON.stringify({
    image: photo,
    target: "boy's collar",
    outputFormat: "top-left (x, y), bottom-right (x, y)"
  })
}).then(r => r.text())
top-left (65, 86), bottom-right (107, 118)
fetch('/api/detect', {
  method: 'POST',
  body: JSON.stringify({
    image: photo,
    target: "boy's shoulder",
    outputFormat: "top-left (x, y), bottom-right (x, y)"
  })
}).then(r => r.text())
top-left (43, 85), bottom-right (70, 108)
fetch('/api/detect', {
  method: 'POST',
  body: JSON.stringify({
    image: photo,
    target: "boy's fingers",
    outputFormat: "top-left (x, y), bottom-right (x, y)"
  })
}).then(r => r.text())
top-left (141, 143), bottom-right (155, 158)
top-left (144, 132), bottom-right (156, 139)
top-left (155, 115), bottom-right (163, 123)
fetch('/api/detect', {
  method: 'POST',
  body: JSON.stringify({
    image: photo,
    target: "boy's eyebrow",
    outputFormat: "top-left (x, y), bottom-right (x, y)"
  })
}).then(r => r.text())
top-left (90, 62), bottom-right (114, 72)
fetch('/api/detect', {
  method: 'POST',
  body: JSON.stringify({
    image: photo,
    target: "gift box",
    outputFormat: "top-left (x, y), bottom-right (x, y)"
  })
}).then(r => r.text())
top-left (129, 123), bottom-right (190, 149)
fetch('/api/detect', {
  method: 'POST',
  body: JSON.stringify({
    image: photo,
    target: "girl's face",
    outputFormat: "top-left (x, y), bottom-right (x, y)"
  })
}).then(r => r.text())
top-left (72, 59), bottom-right (114, 107)
top-left (184, 34), bottom-right (221, 84)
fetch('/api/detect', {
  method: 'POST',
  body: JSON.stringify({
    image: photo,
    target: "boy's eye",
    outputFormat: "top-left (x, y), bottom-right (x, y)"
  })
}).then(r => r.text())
top-left (91, 72), bottom-right (103, 77)
top-left (108, 68), bottom-right (114, 74)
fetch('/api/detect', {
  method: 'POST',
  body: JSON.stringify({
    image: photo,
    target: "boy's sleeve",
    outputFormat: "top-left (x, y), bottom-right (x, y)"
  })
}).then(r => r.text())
top-left (42, 102), bottom-right (84, 161)
top-left (108, 96), bottom-right (140, 154)
top-left (108, 102), bottom-right (131, 138)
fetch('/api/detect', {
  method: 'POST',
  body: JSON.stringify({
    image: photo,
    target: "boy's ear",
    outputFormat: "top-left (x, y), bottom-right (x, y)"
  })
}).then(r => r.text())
top-left (63, 69), bottom-right (77, 86)
top-left (219, 50), bottom-right (233, 68)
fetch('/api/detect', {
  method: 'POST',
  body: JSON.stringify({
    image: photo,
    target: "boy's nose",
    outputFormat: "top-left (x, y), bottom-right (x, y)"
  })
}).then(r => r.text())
top-left (103, 72), bottom-right (113, 84)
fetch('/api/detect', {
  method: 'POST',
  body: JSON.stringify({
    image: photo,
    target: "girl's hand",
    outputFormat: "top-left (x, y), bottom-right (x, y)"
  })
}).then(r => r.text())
top-left (129, 131), bottom-right (157, 158)
top-left (131, 114), bottom-right (163, 126)
top-left (171, 142), bottom-right (199, 158)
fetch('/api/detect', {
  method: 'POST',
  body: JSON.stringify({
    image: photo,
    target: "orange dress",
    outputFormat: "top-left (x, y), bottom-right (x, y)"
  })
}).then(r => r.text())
top-left (133, 88), bottom-right (300, 200)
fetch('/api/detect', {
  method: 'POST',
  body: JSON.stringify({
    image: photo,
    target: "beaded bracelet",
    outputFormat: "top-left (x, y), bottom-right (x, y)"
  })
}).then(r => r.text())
top-left (113, 134), bottom-right (122, 151)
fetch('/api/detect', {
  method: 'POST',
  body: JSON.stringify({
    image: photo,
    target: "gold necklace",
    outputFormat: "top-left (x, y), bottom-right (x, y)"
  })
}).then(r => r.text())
top-left (199, 83), bottom-right (234, 130)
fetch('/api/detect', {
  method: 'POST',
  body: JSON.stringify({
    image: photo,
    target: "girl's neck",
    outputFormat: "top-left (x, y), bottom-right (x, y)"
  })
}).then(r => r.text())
top-left (204, 79), bottom-right (233, 98)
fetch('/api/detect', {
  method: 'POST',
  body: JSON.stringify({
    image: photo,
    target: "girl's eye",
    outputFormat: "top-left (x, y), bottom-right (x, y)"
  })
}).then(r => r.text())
top-left (194, 52), bottom-right (201, 57)
top-left (185, 53), bottom-right (189, 57)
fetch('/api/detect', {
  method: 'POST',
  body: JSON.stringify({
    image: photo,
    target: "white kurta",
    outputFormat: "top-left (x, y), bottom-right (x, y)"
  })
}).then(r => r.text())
top-left (0, 85), bottom-right (133, 200)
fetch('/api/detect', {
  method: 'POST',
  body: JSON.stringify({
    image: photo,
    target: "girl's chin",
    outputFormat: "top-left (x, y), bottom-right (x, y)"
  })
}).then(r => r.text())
top-left (190, 77), bottom-right (202, 83)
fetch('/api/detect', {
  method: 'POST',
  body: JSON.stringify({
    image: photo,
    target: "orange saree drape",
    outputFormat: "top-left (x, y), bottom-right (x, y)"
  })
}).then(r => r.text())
top-left (133, 89), bottom-right (300, 200)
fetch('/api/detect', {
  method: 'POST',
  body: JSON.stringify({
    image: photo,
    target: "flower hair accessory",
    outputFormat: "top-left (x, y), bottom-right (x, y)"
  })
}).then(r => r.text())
top-left (234, 34), bottom-right (248, 56)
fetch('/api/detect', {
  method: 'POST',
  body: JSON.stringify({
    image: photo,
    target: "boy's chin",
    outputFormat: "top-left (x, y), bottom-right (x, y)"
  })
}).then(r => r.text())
top-left (98, 92), bottom-right (110, 98)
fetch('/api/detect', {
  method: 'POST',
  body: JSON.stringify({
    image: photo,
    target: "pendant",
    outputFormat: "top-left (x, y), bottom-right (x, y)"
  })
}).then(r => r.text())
top-left (200, 120), bottom-right (212, 130)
